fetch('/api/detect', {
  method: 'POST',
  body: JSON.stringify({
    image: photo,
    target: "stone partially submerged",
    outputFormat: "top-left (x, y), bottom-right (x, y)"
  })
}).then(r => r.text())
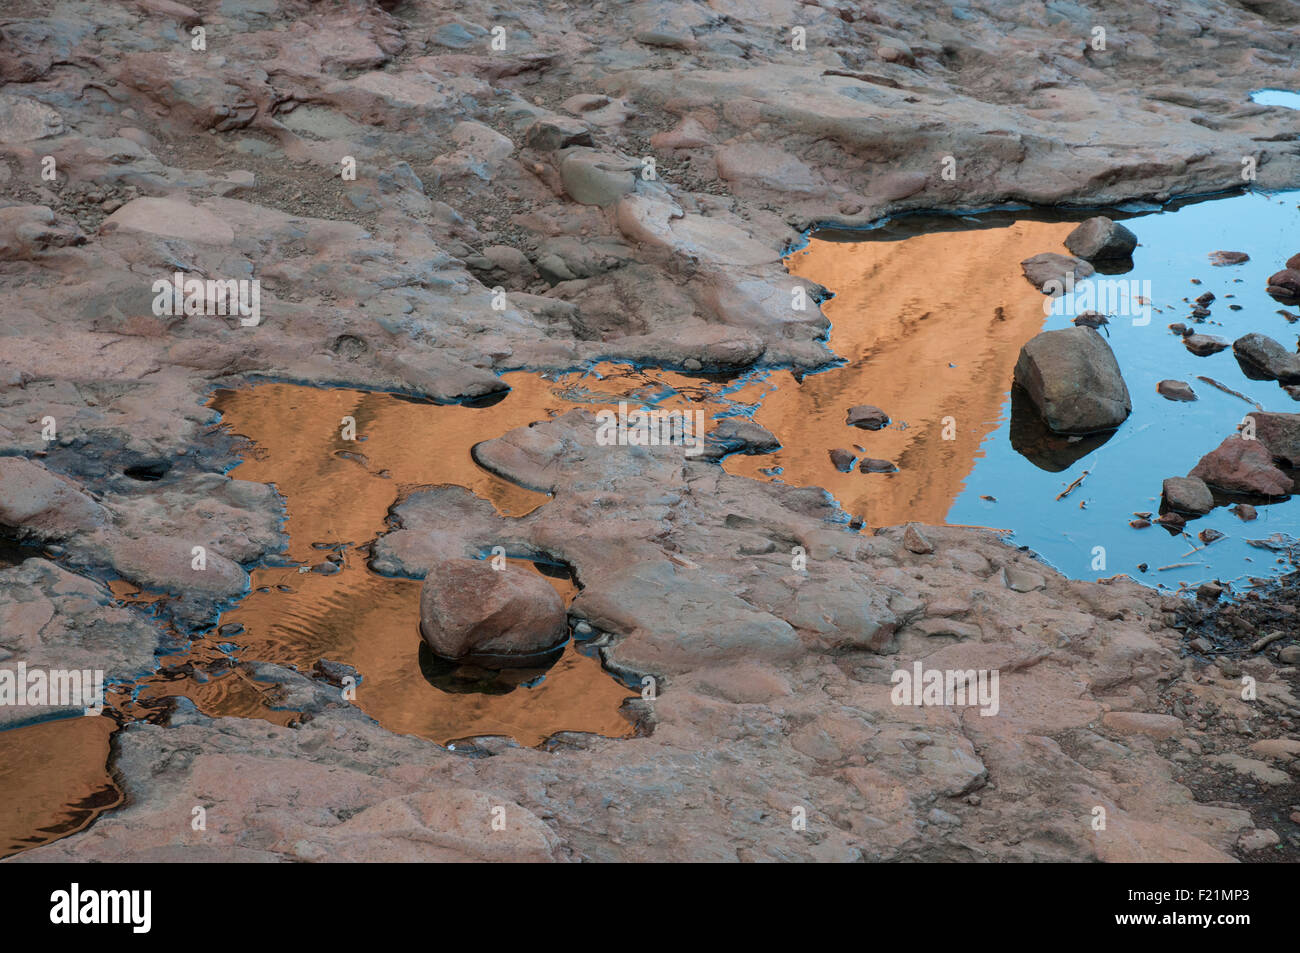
top-left (1162, 476), bottom-right (1213, 516)
top-left (1244, 411), bottom-right (1300, 466)
top-left (1012, 326), bottom-right (1132, 434)
top-left (1064, 216), bottom-right (1138, 261)
top-left (1189, 437), bottom-right (1294, 498)
top-left (1233, 333), bottom-right (1300, 383)
top-left (419, 559), bottom-right (569, 666)
top-left (1020, 253), bottom-right (1095, 293)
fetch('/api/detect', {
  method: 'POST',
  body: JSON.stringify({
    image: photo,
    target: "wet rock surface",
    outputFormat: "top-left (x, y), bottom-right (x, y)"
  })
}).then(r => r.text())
top-left (3, 0), bottom-right (1300, 863)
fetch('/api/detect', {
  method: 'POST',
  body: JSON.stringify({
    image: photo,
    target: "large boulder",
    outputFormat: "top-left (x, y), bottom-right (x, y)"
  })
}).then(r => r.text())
top-left (1189, 436), bottom-right (1294, 497)
top-left (1064, 216), bottom-right (1138, 260)
top-left (1232, 333), bottom-right (1300, 383)
top-left (419, 559), bottom-right (569, 665)
top-left (1012, 326), bottom-right (1132, 434)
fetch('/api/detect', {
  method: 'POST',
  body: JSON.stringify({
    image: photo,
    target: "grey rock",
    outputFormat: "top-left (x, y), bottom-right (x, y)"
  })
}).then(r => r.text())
top-left (846, 405), bottom-right (890, 430)
top-left (1064, 216), bottom-right (1137, 260)
top-left (1184, 334), bottom-right (1229, 356)
top-left (524, 116), bottom-right (594, 152)
top-left (700, 418), bottom-right (780, 460)
top-left (1244, 411), bottom-right (1300, 466)
top-left (1233, 333), bottom-right (1300, 383)
top-left (1162, 476), bottom-right (1214, 515)
top-left (1157, 379), bottom-right (1196, 402)
top-left (1013, 326), bottom-right (1132, 434)
top-left (1021, 253), bottom-right (1095, 292)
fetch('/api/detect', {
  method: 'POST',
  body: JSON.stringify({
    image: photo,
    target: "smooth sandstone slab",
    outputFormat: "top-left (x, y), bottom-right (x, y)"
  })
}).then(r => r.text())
top-left (101, 197), bottom-right (236, 245)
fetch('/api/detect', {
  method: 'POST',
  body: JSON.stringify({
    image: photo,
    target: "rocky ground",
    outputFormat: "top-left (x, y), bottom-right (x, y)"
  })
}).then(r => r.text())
top-left (3, 0), bottom-right (1300, 862)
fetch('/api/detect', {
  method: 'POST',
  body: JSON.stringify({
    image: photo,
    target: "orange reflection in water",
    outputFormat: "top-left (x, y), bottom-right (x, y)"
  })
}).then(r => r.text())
top-left (0, 715), bottom-right (121, 859)
top-left (725, 220), bottom-right (1072, 528)
top-left (199, 382), bottom-right (637, 747)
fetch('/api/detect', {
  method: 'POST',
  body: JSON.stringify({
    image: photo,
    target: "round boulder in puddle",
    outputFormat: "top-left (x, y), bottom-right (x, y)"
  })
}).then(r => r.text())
top-left (1013, 326), bottom-right (1131, 435)
top-left (419, 559), bottom-right (568, 668)
top-left (1064, 216), bottom-right (1137, 261)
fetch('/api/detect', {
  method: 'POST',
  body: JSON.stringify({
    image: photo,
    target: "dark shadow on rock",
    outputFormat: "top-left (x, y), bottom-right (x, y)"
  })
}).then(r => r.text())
top-left (530, 558), bottom-right (575, 583)
top-left (1092, 256), bottom-right (1134, 276)
top-left (1233, 353), bottom-right (1281, 382)
top-left (1008, 384), bottom-right (1117, 472)
top-left (1207, 485), bottom-right (1292, 508)
top-left (418, 638), bottom-right (565, 695)
top-left (458, 388), bottom-right (511, 409)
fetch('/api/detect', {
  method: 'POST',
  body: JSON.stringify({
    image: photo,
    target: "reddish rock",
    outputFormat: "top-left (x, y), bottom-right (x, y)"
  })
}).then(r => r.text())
top-left (1244, 411), bottom-right (1300, 465)
top-left (1188, 436), bottom-right (1294, 497)
top-left (858, 457), bottom-right (897, 473)
top-left (902, 523), bottom-right (934, 554)
top-left (1266, 269), bottom-right (1300, 299)
top-left (419, 559), bottom-right (568, 665)
top-left (1102, 711), bottom-right (1184, 740)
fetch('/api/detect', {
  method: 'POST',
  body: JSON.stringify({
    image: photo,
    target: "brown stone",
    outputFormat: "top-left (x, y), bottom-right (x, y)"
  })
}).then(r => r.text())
top-left (419, 559), bottom-right (568, 665)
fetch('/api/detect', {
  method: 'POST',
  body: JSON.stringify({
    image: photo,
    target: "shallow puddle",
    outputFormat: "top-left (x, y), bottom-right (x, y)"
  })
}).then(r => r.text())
top-left (0, 715), bottom-right (121, 859)
top-left (731, 192), bottom-right (1300, 588)
top-left (726, 217), bottom-right (1077, 530)
top-left (1251, 89), bottom-right (1300, 109)
top-left (190, 382), bottom-right (638, 747)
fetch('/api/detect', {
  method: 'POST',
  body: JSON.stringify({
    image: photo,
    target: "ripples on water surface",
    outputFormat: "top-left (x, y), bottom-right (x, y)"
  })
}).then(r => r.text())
top-left (8, 189), bottom-right (1300, 858)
